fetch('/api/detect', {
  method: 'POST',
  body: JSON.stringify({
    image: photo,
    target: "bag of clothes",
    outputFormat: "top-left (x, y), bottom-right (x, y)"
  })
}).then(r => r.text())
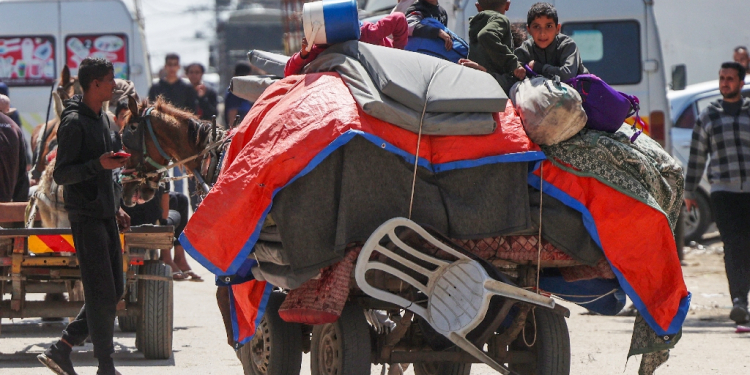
top-left (511, 73), bottom-right (587, 146)
top-left (565, 74), bottom-right (640, 137)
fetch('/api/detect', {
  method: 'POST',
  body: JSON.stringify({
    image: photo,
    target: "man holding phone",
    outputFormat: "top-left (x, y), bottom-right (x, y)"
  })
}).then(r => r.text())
top-left (38, 57), bottom-right (130, 375)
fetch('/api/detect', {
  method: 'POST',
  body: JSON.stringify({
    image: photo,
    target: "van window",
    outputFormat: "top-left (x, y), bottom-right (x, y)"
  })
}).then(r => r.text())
top-left (562, 21), bottom-right (641, 85)
top-left (0, 35), bottom-right (56, 87)
top-left (675, 105), bottom-right (696, 129)
top-left (65, 34), bottom-right (129, 79)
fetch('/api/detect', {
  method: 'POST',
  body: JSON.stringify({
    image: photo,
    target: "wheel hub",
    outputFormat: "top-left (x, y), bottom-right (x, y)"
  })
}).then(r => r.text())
top-left (317, 325), bottom-right (341, 374)
top-left (250, 320), bottom-right (270, 373)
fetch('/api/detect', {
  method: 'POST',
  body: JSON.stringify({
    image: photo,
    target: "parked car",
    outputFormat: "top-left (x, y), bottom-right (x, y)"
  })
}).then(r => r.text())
top-left (668, 77), bottom-right (750, 241)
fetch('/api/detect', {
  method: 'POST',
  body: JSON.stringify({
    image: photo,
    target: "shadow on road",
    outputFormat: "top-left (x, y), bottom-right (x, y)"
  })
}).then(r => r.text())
top-left (0, 320), bottom-right (177, 369)
top-left (0, 342), bottom-right (177, 369)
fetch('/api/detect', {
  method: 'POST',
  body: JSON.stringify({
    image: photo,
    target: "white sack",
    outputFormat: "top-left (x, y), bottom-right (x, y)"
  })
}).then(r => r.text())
top-left (511, 76), bottom-right (587, 146)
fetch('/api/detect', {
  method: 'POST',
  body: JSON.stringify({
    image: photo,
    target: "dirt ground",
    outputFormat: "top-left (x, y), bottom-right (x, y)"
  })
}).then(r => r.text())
top-left (1, 231), bottom-right (748, 374)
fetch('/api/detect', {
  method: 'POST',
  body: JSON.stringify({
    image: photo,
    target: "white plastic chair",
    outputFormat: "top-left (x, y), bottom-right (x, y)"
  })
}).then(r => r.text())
top-left (355, 217), bottom-right (556, 374)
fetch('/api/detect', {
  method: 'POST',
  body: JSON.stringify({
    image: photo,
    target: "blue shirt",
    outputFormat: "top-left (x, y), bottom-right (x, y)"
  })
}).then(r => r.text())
top-left (224, 90), bottom-right (252, 126)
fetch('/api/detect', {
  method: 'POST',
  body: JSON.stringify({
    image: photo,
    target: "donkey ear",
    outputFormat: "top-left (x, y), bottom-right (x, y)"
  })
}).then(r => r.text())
top-left (61, 66), bottom-right (71, 87)
top-left (128, 95), bottom-right (139, 117)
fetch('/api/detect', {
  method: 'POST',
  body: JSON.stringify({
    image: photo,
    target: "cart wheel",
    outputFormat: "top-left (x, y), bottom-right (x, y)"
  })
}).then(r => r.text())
top-left (414, 358), bottom-right (471, 375)
top-left (310, 302), bottom-right (371, 375)
top-left (509, 308), bottom-right (570, 375)
top-left (238, 292), bottom-right (303, 375)
top-left (118, 315), bottom-right (138, 332)
top-left (137, 261), bottom-right (173, 359)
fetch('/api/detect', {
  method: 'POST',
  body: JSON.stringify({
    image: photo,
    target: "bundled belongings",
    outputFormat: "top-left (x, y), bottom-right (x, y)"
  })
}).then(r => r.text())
top-left (565, 74), bottom-right (643, 141)
top-left (511, 70), bottom-right (587, 145)
top-left (306, 41), bottom-right (507, 135)
top-left (247, 50), bottom-right (289, 78)
top-left (230, 50), bottom-right (291, 103)
top-left (180, 41), bottom-right (688, 374)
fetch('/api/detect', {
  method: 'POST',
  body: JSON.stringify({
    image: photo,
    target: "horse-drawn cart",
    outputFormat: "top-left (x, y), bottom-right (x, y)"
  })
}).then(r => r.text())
top-left (0, 202), bottom-right (175, 359)
top-left (236, 218), bottom-right (575, 375)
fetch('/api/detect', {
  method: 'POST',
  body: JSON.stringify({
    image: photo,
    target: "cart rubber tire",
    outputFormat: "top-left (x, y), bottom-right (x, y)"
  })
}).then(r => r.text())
top-left (414, 360), bottom-right (471, 375)
top-left (137, 261), bottom-right (173, 359)
top-left (682, 191), bottom-right (711, 243)
top-left (509, 308), bottom-right (570, 375)
top-left (118, 315), bottom-right (138, 332)
top-left (238, 292), bottom-right (303, 375)
top-left (310, 302), bottom-right (371, 375)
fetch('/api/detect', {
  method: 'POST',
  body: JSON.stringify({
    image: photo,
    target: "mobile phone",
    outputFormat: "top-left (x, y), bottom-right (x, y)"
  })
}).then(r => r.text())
top-left (113, 151), bottom-right (131, 158)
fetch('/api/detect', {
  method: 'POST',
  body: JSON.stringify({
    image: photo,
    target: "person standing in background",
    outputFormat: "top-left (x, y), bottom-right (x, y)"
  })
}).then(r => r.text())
top-left (0, 83), bottom-right (22, 128)
top-left (148, 53), bottom-right (198, 112)
top-left (0, 109), bottom-right (29, 203)
top-left (224, 62), bottom-right (253, 127)
top-left (185, 63), bottom-right (218, 121)
top-left (733, 46), bottom-right (749, 71)
top-left (148, 53), bottom-right (198, 199)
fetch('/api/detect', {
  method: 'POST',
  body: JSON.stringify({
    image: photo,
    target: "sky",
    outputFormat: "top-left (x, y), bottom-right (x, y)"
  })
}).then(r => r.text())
top-left (136, 0), bottom-right (214, 74)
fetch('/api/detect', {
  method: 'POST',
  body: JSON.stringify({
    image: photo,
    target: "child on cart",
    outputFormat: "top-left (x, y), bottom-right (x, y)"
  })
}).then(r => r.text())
top-left (514, 2), bottom-right (589, 81)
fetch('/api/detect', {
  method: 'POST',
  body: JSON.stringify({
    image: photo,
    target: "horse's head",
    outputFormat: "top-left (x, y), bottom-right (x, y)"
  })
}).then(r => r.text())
top-left (119, 94), bottom-right (213, 207)
top-left (119, 96), bottom-right (166, 207)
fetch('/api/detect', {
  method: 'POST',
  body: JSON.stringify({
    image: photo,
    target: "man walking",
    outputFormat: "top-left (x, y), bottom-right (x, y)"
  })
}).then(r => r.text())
top-left (38, 57), bottom-right (131, 375)
top-left (685, 62), bottom-right (750, 325)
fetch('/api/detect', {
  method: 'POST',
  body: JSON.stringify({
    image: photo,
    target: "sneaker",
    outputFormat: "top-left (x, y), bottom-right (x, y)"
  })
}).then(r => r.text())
top-left (730, 298), bottom-right (750, 325)
top-left (37, 342), bottom-right (77, 375)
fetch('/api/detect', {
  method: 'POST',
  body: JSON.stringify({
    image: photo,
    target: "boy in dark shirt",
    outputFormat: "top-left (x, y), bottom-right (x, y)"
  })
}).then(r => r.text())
top-left (514, 2), bottom-right (589, 81)
top-left (39, 57), bottom-right (130, 375)
top-left (148, 53), bottom-right (198, 113)
top-left (405, 0), bottom-right (452, 51)
top-left (467, 0), bottom-right (526, 81)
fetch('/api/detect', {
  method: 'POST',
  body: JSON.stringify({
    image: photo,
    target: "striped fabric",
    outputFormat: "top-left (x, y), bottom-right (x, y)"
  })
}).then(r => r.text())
top-left (685, 98), bottom-right (750, 195)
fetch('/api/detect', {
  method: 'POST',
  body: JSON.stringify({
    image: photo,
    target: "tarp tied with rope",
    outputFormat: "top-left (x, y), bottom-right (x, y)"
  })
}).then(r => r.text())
top-left (181, 71), bottom-right (688, 347)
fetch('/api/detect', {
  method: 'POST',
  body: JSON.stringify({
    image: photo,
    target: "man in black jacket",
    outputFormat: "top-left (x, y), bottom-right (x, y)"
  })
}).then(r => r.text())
top-left (38, 57), bottom-right (131, 375)
top-left (0, 111), bottom-right (29, 203)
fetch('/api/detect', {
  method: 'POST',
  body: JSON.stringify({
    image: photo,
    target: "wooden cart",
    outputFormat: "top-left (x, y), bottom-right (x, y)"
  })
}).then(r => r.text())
top-left (0, 202), bottom-right (175, 359)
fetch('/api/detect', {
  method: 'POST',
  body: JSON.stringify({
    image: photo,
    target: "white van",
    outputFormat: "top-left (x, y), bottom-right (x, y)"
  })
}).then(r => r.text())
top-left (362, 0), bottom-right (672, 149)
top-left (0, 0), bottom-right (151, 139)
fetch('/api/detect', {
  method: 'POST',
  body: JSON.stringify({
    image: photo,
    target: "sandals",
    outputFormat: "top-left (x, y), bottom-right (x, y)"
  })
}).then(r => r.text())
top-left (182, 270), bottom-right (204, 282)
top-left (172, 271), bottom-right (187, 281)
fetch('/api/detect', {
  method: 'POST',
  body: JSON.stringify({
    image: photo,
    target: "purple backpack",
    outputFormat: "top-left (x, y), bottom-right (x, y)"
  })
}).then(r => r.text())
top-left (564, 74), bottom-right (642, 141)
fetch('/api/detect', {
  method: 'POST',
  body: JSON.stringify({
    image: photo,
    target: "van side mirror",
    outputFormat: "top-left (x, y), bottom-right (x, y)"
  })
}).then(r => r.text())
top-left (671, 64), bottom-right (687, 91)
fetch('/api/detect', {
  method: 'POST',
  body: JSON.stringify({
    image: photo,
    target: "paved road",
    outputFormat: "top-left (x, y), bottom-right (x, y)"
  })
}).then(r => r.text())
top-left (1, 235), bottom-right (746, 374)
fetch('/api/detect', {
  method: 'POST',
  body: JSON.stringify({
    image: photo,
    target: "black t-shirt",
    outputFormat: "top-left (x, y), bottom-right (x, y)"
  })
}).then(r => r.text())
top-left (0, 112), bottom-right (28, 202)
top-left (123, 186), bottom-right (164, 226)
top-left (148, 79), bottom-right (198, 113)
top-left (722, 99), bottom-right (743, 117)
